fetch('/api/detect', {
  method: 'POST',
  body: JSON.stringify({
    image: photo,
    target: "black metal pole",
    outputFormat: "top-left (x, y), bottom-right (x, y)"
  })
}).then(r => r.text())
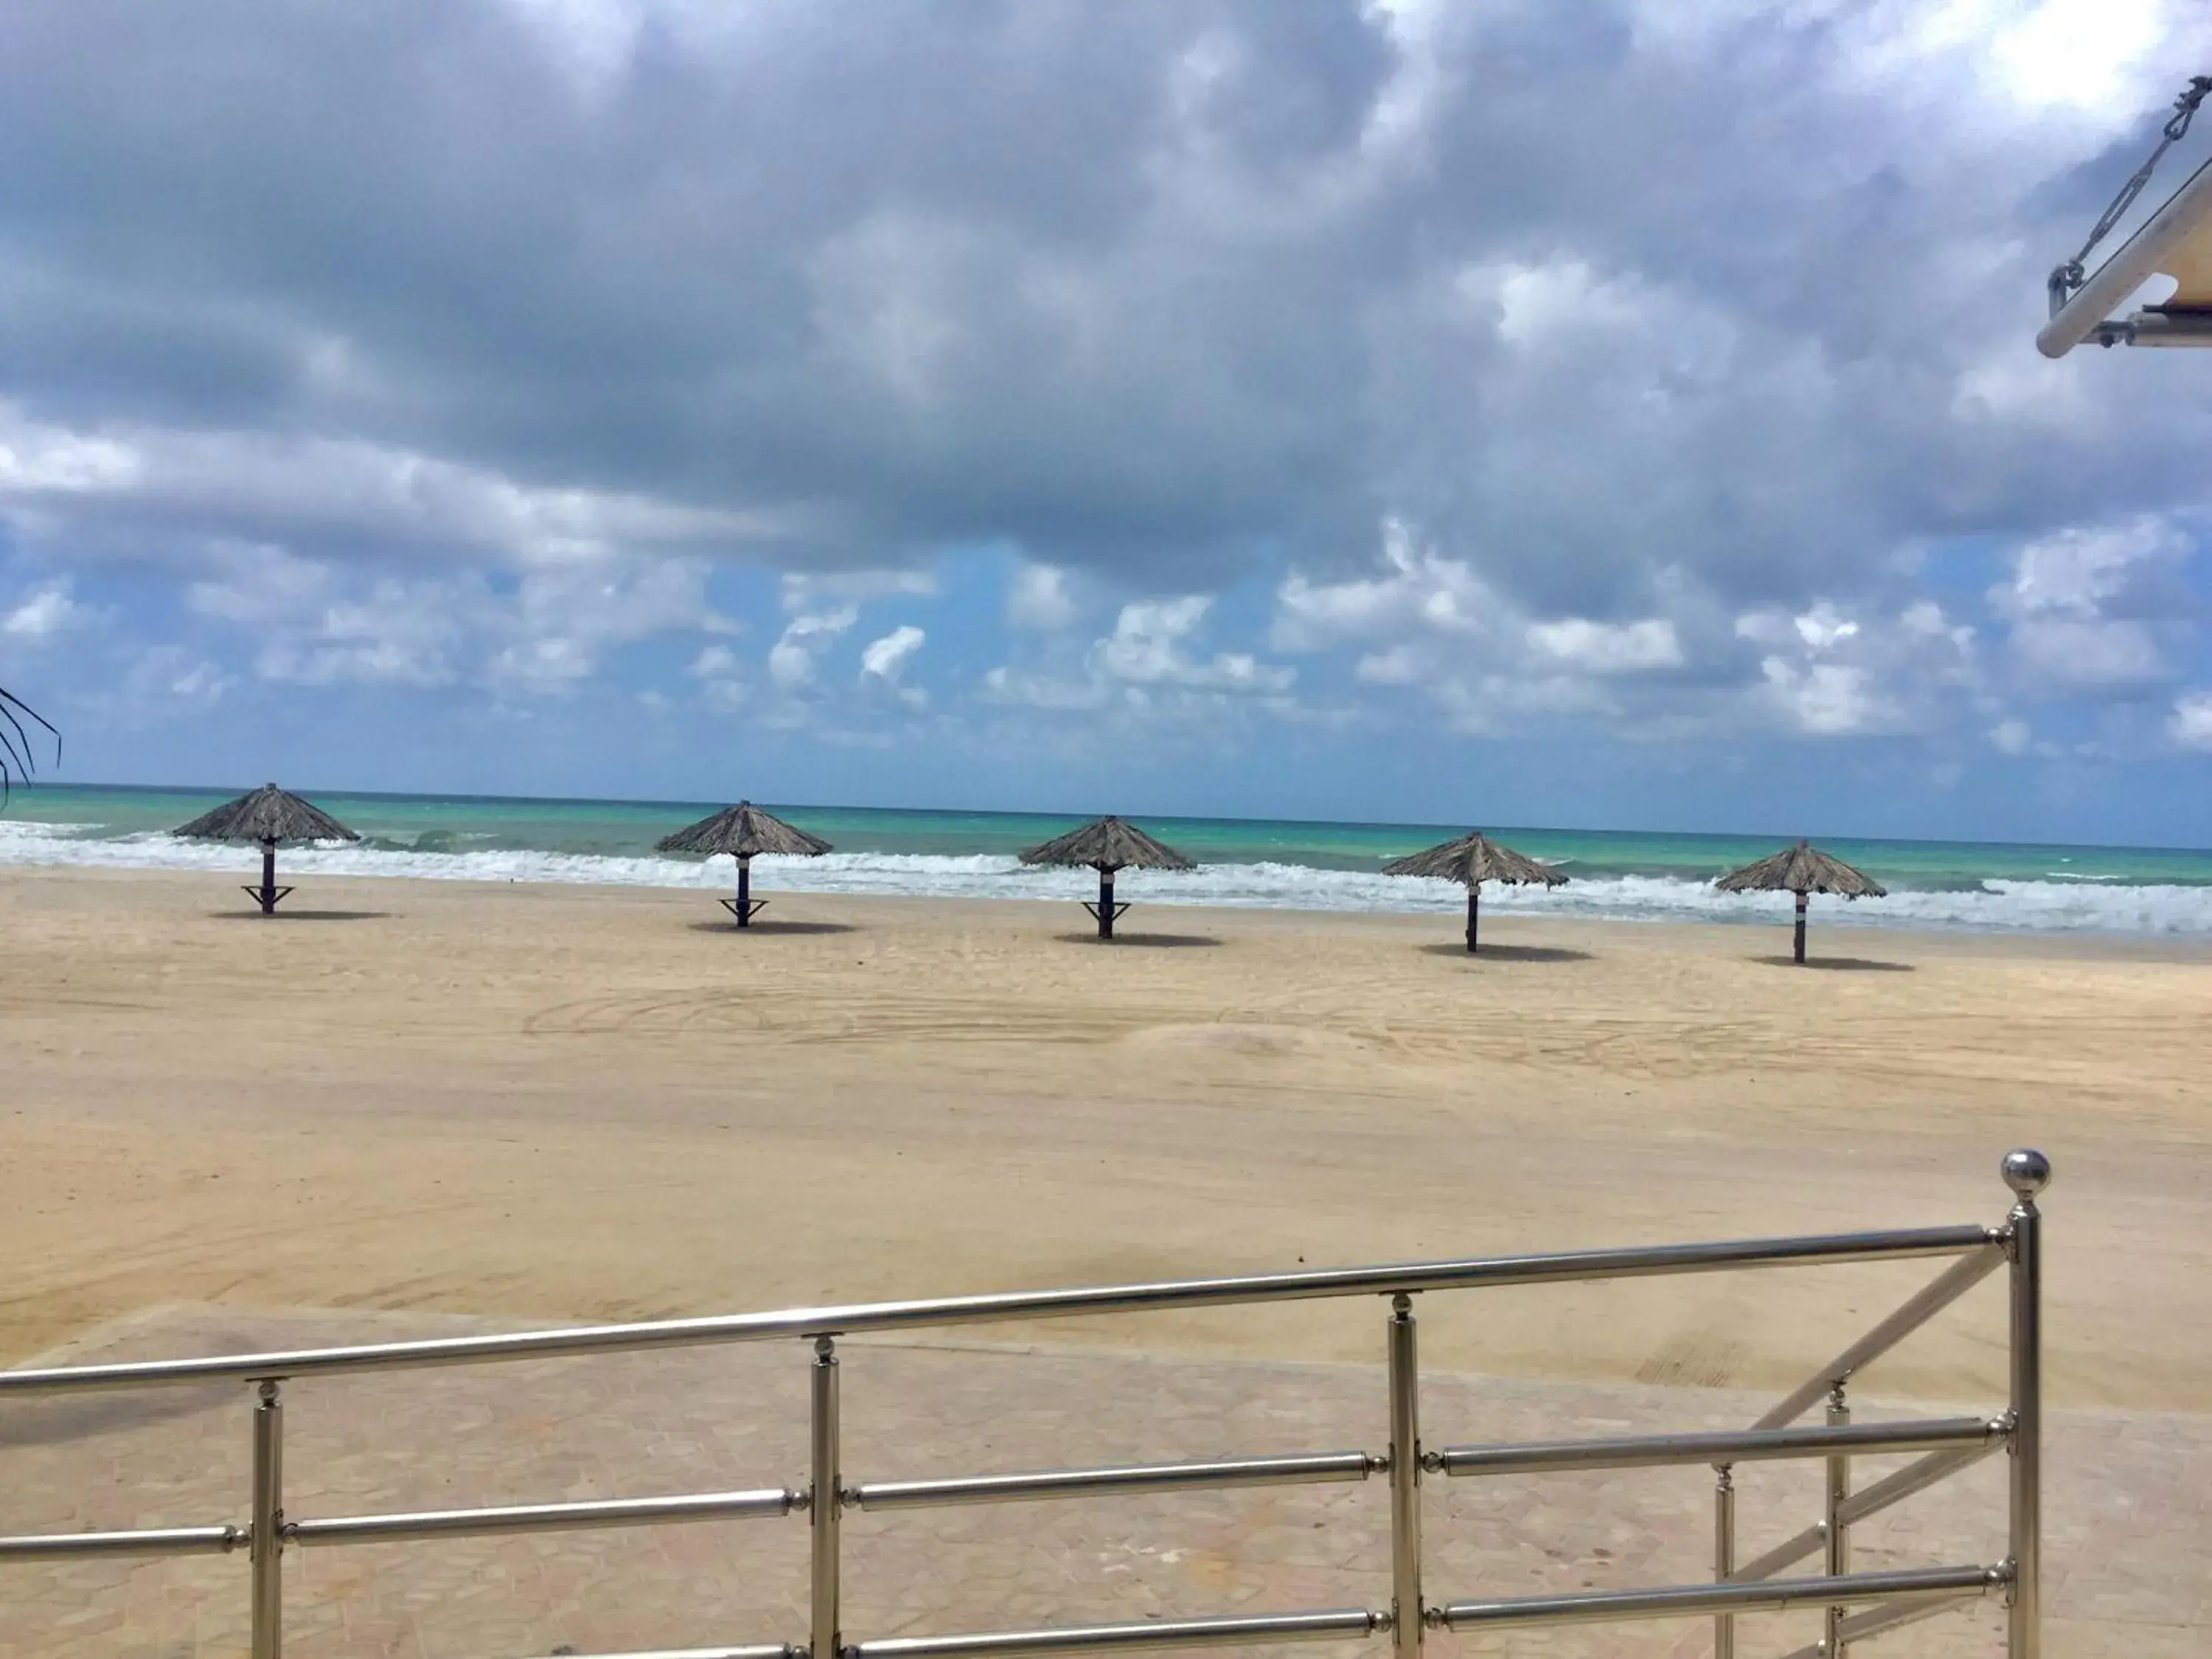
top-left (1794, 889), bottom-right (1808, 964)
top-left (1098, 868), bottom-right (1115, 939)
top-left (737, 857), bottom-right (753, 928)
top-left (260, 839), bottom-right (277, 915)
top-left (1466, 885), bottom-right (1480, 953)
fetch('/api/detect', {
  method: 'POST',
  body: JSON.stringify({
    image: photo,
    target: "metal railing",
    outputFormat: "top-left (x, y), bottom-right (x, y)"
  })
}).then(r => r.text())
top-left (0, 1149), bottom-right (2050, 1659)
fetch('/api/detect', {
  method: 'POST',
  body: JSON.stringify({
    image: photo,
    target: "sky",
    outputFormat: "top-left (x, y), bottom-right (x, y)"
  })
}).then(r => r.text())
top-left (3, 0), bottom-right (2211, 844)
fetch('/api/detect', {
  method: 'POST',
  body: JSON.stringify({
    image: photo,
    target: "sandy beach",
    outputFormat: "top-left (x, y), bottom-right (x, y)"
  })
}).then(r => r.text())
top-left (1, 863), bottom-right (2205, 1416)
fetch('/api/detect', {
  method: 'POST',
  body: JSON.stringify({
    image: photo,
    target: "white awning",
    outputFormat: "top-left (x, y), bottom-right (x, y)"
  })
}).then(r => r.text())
top-left (2040, 153), bottom-right (2212, 355)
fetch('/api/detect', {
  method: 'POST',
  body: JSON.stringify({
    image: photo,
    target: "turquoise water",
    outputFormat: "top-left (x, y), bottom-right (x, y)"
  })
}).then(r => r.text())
top-left (4, 782), bottom-right (2209, 934)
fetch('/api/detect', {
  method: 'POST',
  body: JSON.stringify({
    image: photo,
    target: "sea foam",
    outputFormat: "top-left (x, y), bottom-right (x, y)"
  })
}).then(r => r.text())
top-left (2, 818), bottom-right (2209, 935)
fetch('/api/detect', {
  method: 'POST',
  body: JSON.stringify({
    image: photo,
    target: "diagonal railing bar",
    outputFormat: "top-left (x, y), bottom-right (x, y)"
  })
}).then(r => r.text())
top-left (1771, 1588), bottom-right (1986, 1658)
top-left (1730, 1436), bottom-right (2007, 1585)
top-left (1753, 1243), bottom-right (2006, 1432)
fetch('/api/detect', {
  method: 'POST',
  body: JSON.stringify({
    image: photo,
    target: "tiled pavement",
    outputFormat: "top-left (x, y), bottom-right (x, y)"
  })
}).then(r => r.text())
top-left (1, 1307), bottom-right (2204, 1659)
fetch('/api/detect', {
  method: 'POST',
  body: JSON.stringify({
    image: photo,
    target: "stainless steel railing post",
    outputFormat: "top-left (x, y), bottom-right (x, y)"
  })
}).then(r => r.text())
top-left (2003, 1150), bottom-right (2048, 1659)
top-left (249, 1380), bottom-right (284, 1659)
top-left (1386, 1295), bottom-right (1422, 1655)
top-left (812, 1337), bottom-right (842, 1659)
top-left (1824, 1384), bottom-right (1850, 1657)
top-left (1711, 1464), bottom-right (1734, 1659)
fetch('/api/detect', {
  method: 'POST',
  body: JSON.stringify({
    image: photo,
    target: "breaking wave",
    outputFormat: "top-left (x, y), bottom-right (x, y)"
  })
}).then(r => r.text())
top-left (1, 818), bottom-right (2208, 935)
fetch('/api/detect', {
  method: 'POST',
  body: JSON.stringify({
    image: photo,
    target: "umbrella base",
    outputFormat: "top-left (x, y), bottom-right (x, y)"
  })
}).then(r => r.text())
top-left (718, 897), bottom-right (770, 926)
top-left (1079, 900), bottom-right (1132, 938)
top-left (242, 885), bottom-right (295, 916)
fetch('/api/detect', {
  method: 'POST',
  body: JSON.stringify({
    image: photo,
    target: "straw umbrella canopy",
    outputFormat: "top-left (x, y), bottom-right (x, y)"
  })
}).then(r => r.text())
top-left (173, 783), bottom-right (361, 914)
top-left (1714, 840), bottom-right (1886, 964)
top-left (1019, 815), bottom-right (1195, 939)
top-left (655, 801), bottom-right (832, 927)
top-left (1384, 831), bottom-right (1566, 954)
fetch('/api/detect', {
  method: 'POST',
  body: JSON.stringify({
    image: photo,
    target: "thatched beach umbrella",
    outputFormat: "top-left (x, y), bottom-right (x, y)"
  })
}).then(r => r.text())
top-left (655, 801), bottom-right (831, 927)
top-left (1715, 840), bottom-right (1886, 964)
top-left (1385, 830), bottom-right (1566, 953)
top-left (174, 783), bottom-right (361, 914)
top-left (1020, 815), bottom-right (1195, 939)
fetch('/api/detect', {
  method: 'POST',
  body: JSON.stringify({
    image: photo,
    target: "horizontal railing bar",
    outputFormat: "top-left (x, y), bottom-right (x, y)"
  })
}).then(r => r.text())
top-left (1429, 1562), bottom-right (2006, 1632)
top-left (1428, 1416), bottom-right (2004, 1478)
top-left (1754, 1244), bottom-right (2005, 1430)
top-left (848, 1607), bottom-right (1385, 1659)
top-left (0, 1225), bottom-right (1997, 1394)
top-left (496, 1648), bottom-right (795, 1659)
top-left (287, 1487), bottom-right (799, 1546)
top-left (0, 1524), bottom-right (242, 1560)
top-left (1728, 1436), bottom-right (2003, 1583)
top-left (850, 1451), bottom-right (1376, 1512)
top-left (1771, 1590), bottom-right (1983, 1659)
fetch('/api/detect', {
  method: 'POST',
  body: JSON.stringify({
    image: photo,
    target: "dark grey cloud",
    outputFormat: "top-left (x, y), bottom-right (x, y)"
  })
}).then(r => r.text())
top-left (0, 0), bottom-right (2204, 684)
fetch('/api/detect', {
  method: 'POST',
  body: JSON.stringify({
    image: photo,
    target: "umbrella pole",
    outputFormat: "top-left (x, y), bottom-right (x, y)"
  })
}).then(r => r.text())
top-left (1098, 869), bottom-right (1115, 939)
top-left (1794, 889), bottom-right (1808, 964)
top-left (737, 856), bottom-right (753, 928)
top-left (259, 839), bottom-right (277, 915)
top-left (1466, 886), bottom-right (1480, 953)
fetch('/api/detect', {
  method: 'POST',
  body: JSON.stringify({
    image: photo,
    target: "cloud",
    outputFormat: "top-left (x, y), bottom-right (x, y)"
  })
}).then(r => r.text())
top-left (2171, 692), bottom-right (2212, 752)
top-left (984, 591), bottom-right (1295, 715)
top-left (0, 1), bottom-right (2208, 798)
top-left (1007, 563), bottom-right (1077, 630)
top-left (858, 622), bottom-right (928, 709)
top-left (1988, 517), bottom-right (2193, 692)
top-left (184, 543), bottom-right (723, 691)
top-left (3, 579), bottom-right (88, 639)
top-left (1092, 596), bottom-right (1293, 693)
top-left (1526, 616), bottom-right (1682, 675)
top-left (2008, 618), bottom-right (2166, 687)
top-left (767, 606), bottom-right (857, 692)
top-left (1758, 658), bottom-right (1890, 737)
top-left (859, 624), bottom-right (925, 681)
top-left (1990, 717), bottom-right (2033, 755)
top-left (0, 401), bottom-right (782, 572)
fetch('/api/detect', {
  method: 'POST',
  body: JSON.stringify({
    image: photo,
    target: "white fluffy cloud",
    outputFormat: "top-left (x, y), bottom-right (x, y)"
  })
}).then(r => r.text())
top-left (1526, 616), bottom-right (1683, 675)
top-left (1989, 517), bottom-right (2191, 691)
top-left (2, 580), bottom-right (87, 639)
top-left (859, 623), bottom-right (926, 698)
top-left (1092, 597), bottom-right (1293, 694)
top-left (2171, 692), bottom-right (2212, 751)
top-left (768, 606), bottom-right (858, 692)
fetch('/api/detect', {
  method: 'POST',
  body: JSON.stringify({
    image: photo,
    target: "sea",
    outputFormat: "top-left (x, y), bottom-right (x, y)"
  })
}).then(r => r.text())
top-left (3, 783), bottom-right (2210, 937)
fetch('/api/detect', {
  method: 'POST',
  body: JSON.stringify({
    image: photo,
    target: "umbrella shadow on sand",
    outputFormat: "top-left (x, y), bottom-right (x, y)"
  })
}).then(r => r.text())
top-left (1750, 953), bottom-right (1913, 973)
top-left (1417, 941), bottom-right (1590, 962)
top-left (686, 919), bottom-right (859, 936)
top-left (1051, 931), bottom-right (1220, 949)
top-left (210, 908), bottom-right (389, 922)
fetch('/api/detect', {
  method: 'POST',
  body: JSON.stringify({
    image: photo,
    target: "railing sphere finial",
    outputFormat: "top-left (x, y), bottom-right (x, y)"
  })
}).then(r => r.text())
top-left (2001, 1148), bottom-right (2051, 1200)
